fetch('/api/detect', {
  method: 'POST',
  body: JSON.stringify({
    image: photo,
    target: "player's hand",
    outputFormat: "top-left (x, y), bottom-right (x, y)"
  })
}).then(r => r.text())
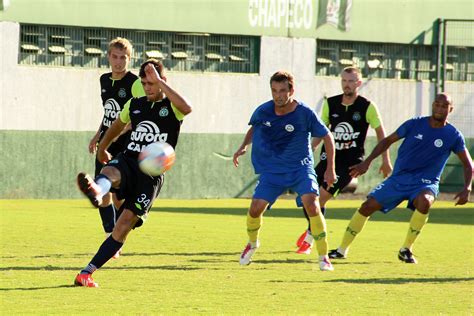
top-left (97, 149), bottom-right (112, 164)
top-left (350, 161), bottom-right (370, 178)
top-left (144, 63), bottom-right (163, 84)
top-left (454, 188), bottom-right (471, 206)
top-left (233, 147), bottom-right (247, 167)
top-left (379, 161), bottom-right (393, 178)
top-left (324, 168), bottom-right (337, 188)
top-left (88, 134), bottom-right (99, 154)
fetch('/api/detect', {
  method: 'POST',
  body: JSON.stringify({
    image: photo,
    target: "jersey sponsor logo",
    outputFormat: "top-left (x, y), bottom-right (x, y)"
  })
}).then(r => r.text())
top-left (103, 98), bottom-right (121, 127)
top-left (414, 134), bottom-right (423, 140)
top-left (352, 112), bottom-right (361, 121)
top-left (320, 152), bottom-right (327, 161)
top-left (421, 178), bottom-right (432, 184)
top-left (118, 88), bottom-right (127, 98)
top-left (300, 157), bottom-right (312, 166)
top-left (285, 124), bottom-right (294, 132)
top-left (128, 121), bottom-right (168, 152)
top-left (159, 107), bottom-right (169, 117)
top-left (263, 121), bottom-right (271, 127)
top-left (332, 122), bottom-right (360, 150)
top-left (434, 139), bottom-right (443, 148)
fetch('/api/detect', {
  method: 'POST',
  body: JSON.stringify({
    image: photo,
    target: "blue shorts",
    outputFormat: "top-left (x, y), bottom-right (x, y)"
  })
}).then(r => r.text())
top-left (253, 169), bottom-right (319, 207)
top-left (368, 177), bottom-right (439, 213)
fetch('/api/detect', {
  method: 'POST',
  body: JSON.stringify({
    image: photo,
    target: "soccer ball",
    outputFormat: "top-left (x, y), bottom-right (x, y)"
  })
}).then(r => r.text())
top-left (138, 142), bottom-right (176, 176)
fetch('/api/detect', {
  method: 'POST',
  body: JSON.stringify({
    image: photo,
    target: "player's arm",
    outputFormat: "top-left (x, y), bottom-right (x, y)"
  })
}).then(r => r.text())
top-left (144, 64), bottom-right (192, 116)
top-left (374, 126), bottom-right (393, 177)
top-left (233, 126), bottom-right (253, 167)
top-left (89, 122), bottom-right (102, 154)
top-left (321, 132), bottom-right (336, 187)
top-left (367, 103), bottom-right (392, 178)
top-left (453, 148), bottom-right (473, 205)
top-left (311, 137), bottom-right (323, 151)
top-left (350, 131), bottom-right (400, 178)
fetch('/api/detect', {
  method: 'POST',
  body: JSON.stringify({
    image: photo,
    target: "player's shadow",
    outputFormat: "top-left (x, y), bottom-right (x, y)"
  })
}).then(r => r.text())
top-left (150, 206), bottom-right (473, 226)
top-left (324, 277), bottom-right (474, 284)
top-left (0, 285), bottom-right (76, 291)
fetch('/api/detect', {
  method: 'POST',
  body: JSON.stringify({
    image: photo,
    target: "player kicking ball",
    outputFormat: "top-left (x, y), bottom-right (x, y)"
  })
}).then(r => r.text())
top-left (328, 93), bottom-right (472, 264)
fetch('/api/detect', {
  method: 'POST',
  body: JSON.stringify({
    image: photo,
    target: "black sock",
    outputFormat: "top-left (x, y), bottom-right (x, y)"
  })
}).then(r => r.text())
top-left (302, 207), bottom-right (311, 231)
top-left (321, 207), bottom-right (326, 216)
top-left (81, 236), bottom-right (123, 274)
top-left (99, 204), bottom-right (116, 233)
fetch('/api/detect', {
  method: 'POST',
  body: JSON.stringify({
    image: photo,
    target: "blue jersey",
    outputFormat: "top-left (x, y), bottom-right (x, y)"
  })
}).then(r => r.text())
top-left (392, 116), bottom-right (466, 185)
top-left (249, 100), bottom-right (329, 174)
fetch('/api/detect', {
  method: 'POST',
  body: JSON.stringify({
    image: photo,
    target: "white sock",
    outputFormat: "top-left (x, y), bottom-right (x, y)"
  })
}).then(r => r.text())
top-left (96, 177), bottom-right (112, 199)
top-left (337, 247), bottom-right (348, 256)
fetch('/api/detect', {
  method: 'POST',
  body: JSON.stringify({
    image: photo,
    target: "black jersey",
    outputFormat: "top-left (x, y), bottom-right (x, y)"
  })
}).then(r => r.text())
top-left (124, 97), bottom-right (182, 158)
top-left (320, 94), bottom-right (372, 166)
top-left (99, 71), bottom-right (138, 151)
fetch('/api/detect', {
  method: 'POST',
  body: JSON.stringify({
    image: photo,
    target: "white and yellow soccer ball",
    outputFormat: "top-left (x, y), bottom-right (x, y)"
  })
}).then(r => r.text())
top-left (138, 142), bottom-right (176, 176)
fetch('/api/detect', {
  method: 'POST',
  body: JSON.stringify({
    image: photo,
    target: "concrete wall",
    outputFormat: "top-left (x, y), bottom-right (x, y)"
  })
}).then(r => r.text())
top-left (1, 21), bottom-right (472, 199)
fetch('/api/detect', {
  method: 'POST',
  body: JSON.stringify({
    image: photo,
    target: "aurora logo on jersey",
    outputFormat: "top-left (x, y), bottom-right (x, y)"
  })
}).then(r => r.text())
top-left (332, 122), bottom-right (360, 150)
top-left (103, 98), bottom-right (121, 127)
top-left (128, 121), bottom-right (168, 152)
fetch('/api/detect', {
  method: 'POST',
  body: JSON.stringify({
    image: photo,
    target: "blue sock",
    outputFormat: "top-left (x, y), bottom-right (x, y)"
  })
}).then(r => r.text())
top-left (80, 236), bottom-right (123, 274)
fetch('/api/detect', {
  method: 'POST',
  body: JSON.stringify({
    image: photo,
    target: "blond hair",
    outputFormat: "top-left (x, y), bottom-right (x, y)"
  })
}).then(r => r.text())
top-left (108, 37), bottom-right (132, 57)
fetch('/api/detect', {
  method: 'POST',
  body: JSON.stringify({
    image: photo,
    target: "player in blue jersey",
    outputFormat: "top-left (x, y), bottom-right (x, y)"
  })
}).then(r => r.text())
top-left (87, 37), bottom-right (144, 258)
top-left (328, 93), bottom-right (473, 264)
top-left (233, 70), bottom-right (337, 271)
top-left (74, 59), bottom-right (192, 287)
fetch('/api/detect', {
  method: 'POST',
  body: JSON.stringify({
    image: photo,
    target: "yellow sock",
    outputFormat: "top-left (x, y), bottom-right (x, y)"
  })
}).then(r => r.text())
top-left (309, 214), bottom-right (328, 256)
top-left (340, 211), bottom-right (369, 251)
top-left (402, 210), bottom-right (428, 251)
top-left (246, 212), bottom-right (262, 243)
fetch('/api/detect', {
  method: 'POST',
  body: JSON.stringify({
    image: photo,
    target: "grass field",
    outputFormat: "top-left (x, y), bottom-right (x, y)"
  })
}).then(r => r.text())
top-left (1, 198), bottom-right (473, 315)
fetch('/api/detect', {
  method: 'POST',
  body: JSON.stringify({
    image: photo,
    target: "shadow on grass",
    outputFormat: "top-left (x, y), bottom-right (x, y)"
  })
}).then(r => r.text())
top-left (150, 206), bottom-right (473, 226)
top-left (0, 285), bottom-right (76, 291)
top-left (324, 277), bottom-right (474, 284)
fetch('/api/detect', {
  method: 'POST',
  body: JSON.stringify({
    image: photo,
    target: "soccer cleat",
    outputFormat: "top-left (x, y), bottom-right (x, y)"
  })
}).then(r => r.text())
top-left (398, 248), bottom-right (418, 264)
top-left (296, 230), bottom-right (308, 247)
top-left (296, 230), bottom-right (314, 254)
top-left (239, 241), bottom-right (260, 265)
top-left (328, 249), bottom-right (347, 259)
top-left (74, 273), bottom-right (99, 287)
top-left (77, 172), bottom-right (102, 208)
top-left (319, 256), bottom-right (334, 271)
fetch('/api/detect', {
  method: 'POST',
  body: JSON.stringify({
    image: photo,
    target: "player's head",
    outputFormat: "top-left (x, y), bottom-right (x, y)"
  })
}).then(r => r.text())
top-left (107, 37), bottom-right (132, 74)
top-left (139, 59), bottom-right (166, 101)
top-left (431, 92), bottom-right (453, 123)
top-left (270, 71), bottom-right (295, 108)
top-left (340, 67), bottom-right (362, 97)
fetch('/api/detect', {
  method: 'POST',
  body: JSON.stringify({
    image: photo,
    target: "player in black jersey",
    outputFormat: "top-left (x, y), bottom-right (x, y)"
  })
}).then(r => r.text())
top-left (74, 59), bottom-right (192, 287)
top-left (87, 37), bottom-right (144, 255)
top-left (296, 67), bottom-right (393, 254)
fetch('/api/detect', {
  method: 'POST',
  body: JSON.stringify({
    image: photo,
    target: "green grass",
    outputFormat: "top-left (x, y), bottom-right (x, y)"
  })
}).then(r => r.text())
top-left (1, 199), bottom-right (473, 315)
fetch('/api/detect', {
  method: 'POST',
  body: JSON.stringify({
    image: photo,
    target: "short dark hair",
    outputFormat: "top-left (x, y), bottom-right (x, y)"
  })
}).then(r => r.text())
top-left (270, 71), bottom-right (294, 90)
top-left (341, 66), bottom-right (362, 79)
top-left (139, 59), bottom-right (165, 78)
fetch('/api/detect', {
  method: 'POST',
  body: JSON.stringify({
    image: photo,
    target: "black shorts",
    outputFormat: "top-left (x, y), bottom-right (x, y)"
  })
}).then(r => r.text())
top-left (105, 153), bottom-right (164, 227)
top-left (315, 160), bottom-right (353, 197)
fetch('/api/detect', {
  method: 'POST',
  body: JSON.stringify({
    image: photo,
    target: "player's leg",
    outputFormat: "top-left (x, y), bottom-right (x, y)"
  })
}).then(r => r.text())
top-left (77, 165), bottom-right (122, 208)
top-left (300, 193), bottom-right (333, 271)
top-left (74, 208), bottom-right (138, 287)
top-left (240, 173), bottom-right (283, 265)
top-left (398, 189), bottom-right (435, 264)
top-left (329, 197), bottom-right (381, 259)
top-left (296, 188), bottom-right (332, 254)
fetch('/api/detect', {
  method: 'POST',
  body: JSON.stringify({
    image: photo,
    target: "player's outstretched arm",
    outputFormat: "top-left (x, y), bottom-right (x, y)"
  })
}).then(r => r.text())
top-left (350, 132), bottom-right (399, 178)
top-left (144, 64), bottom-right (192, 116)
top-left (322, 132), bottom-right (336, 187)
top-left (233, 127), bottom-right (253, 167)
top-left (454, 148), bottom-right (473, 206)
top-left (97, 118), bottom-right (127, 163)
